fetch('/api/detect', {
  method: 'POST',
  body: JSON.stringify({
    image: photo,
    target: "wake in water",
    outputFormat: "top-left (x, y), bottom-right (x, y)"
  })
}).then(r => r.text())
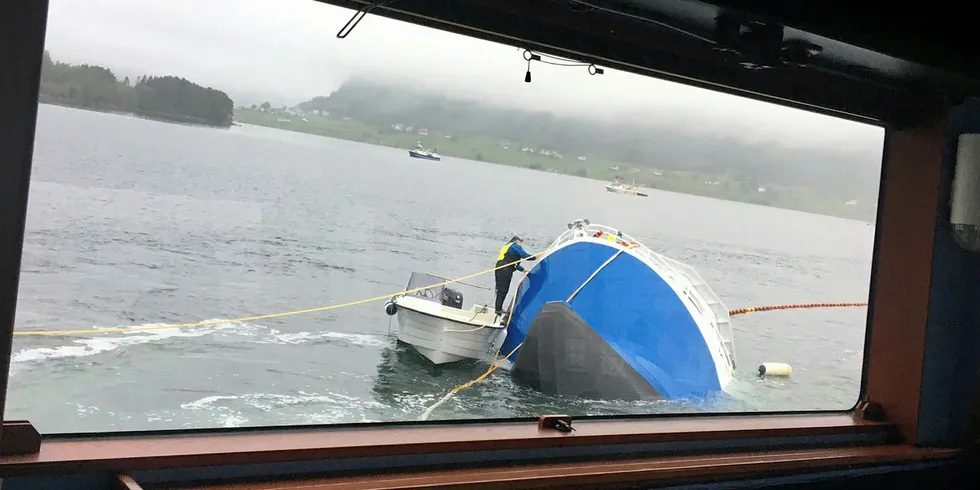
top-left (10, 319), bottom-right (388, 371)
top-left (9, 317), bottom-right (757, 429)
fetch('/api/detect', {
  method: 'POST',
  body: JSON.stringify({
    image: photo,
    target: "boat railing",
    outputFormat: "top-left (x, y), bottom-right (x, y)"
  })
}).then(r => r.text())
top-left (549, 225), bottom-right (690, 282)
top-left (667, 262), bottom-right (738, 368)
top-left (658, 255), bottom-right (737, 369)
top-left (548, 222), bottom-right (737, 368)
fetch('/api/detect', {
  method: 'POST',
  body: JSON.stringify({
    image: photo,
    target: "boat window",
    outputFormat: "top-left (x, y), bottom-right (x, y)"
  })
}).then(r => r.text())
top-left (8, 0), bottom-right (883, 434)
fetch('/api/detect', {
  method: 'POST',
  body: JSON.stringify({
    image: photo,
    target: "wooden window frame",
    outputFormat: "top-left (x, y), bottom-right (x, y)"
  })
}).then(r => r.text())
top-left (0, 1), bottom-right (966, 488)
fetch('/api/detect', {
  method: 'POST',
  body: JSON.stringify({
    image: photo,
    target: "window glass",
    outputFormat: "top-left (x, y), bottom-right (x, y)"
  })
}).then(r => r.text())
top-left (9, 0), bottom-right (884, 432)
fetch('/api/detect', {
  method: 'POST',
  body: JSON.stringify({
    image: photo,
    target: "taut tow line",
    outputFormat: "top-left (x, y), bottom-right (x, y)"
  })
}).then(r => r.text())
top-left (13, 252), bottom-right (868, 337)
top-left (728, 302), bottom-right (868, 316)
top-left (13, 250), bottom-right (550, 337)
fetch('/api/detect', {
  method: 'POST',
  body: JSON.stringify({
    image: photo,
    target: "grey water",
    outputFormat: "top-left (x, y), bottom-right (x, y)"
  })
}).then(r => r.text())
top-left (7, 104), bottom-right (874, 433)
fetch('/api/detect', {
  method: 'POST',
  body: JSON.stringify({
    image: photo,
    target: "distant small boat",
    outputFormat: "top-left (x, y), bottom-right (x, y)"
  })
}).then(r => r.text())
top-left (605, 179), bottom-right (648, 197)
top-left (408, 149), bottom-right (441, 160)
top-left (408, 142), bottom-right (441, 161)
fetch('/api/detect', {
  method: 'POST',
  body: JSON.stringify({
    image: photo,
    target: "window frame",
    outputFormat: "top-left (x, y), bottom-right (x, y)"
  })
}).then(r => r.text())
top-left (0, 0), bottom-right (968, 487)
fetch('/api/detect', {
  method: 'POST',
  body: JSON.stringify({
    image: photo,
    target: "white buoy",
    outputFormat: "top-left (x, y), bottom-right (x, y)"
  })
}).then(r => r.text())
top-left (758, 362), bottom-right (792, 377)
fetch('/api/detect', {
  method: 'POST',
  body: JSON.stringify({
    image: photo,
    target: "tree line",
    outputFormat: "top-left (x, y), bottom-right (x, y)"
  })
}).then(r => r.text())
top-left (39, 51), bottom-right (234, 127)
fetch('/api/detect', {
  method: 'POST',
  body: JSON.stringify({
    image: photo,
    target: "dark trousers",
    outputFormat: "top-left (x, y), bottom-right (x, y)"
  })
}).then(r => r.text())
top-left (494, 268), bottom-right (514, 313)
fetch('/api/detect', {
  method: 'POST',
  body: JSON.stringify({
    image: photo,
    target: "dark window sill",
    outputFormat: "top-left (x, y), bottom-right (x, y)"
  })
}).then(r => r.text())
top-left (2, 414), bottom-right (891, 478)
top-left (146, 444), bottom-right (958, 490)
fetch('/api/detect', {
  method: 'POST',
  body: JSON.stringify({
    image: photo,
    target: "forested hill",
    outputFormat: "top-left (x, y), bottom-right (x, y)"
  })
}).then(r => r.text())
top-left (38, 51), bottom-right (234, 127)
top-left (296, 80), bottom-right (881, 218)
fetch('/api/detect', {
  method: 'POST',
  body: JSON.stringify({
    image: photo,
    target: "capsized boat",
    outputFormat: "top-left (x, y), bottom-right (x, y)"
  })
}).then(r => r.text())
top-left (384, 272), bottom-right (506, 364)
top-left (408, 141), bottom-right (442, 161)
top-left (498, 219), bottom-right (737, 400)
top-left (605, 178), bottom-right (648, 197)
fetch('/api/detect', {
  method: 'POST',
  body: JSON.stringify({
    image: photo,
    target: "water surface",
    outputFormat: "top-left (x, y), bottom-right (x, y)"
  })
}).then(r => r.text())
top-left (8, 105), bottom-right (875, 432)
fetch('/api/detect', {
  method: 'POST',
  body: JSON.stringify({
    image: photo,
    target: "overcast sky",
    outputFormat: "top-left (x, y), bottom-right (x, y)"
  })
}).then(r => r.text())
top-left (42, 0), bottom-right (884, 155)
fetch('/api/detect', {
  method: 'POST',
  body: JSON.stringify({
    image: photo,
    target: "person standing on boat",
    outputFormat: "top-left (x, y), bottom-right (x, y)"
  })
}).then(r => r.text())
top-left (494, 236), bottom-right (536, 316)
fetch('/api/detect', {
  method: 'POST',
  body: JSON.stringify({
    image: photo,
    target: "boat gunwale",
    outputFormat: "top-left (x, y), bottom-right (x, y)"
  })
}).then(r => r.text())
top-left (394, 295), bottom-right (504, 330)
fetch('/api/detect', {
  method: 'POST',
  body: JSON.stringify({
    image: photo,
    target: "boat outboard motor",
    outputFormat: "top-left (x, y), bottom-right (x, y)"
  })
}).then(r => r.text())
top-left (441, 287), bottom-right (463, 309)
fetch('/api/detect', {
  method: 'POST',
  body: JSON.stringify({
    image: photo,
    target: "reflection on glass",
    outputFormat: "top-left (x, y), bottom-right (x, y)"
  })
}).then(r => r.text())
top-left (9, 0), bottom-right (883, 433)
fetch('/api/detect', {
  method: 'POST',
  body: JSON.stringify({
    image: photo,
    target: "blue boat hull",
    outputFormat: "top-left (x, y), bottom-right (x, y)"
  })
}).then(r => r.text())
top-left (408, 150), bottom-right (441, 160)
top-left (501, 240), bottom-right (725, 400)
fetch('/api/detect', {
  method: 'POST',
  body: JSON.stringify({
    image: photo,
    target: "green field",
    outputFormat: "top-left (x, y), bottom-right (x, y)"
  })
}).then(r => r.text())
top-left (233, 108), bottom-right (873, 221)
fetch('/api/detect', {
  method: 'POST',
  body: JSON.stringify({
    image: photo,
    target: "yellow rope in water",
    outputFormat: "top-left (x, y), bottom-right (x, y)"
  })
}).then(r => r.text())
top-left (419, 278), bottom-right (525, 421)
top-left (418, 341), bottom-right (525, 421)
top-left (728, 302), bottom-right (868, 316)
top-left (13, 250), bottom-right (550, 336)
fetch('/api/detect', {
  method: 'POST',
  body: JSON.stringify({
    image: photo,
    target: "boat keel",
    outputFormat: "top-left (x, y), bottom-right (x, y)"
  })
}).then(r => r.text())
top-left (511, 301), bottom-right (663, 401)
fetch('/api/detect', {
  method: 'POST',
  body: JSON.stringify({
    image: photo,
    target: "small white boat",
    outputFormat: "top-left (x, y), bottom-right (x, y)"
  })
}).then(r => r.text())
top-left (384, 273), bottom-right (505, 364)
top-left (605, 179), bottom-right (648, 197)
top-left (408, 142), bottom-right (442, 161)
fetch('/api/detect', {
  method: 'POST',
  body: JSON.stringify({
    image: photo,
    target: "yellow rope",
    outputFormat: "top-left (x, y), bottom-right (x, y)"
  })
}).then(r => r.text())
top-left (13, 250), bottom-right (549, 336)
top-left (454, 341), bottom-right (522, 395)
top-left (417, 341), bottom-right (523, 421)
top-left (728, 302), bottom-right (867, 316)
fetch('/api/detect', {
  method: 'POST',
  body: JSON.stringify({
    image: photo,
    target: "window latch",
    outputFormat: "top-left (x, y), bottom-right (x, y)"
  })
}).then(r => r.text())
top-left (538, 414), bottom-right (575, 433)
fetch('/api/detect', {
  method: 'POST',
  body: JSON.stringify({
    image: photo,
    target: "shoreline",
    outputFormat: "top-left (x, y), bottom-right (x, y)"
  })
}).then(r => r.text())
top-left (38, 99), bottom-right (232, 129)
top-left (37, 102), bottom-right (874, 223)
top-left (229, 113), bottom-right (876, 223)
